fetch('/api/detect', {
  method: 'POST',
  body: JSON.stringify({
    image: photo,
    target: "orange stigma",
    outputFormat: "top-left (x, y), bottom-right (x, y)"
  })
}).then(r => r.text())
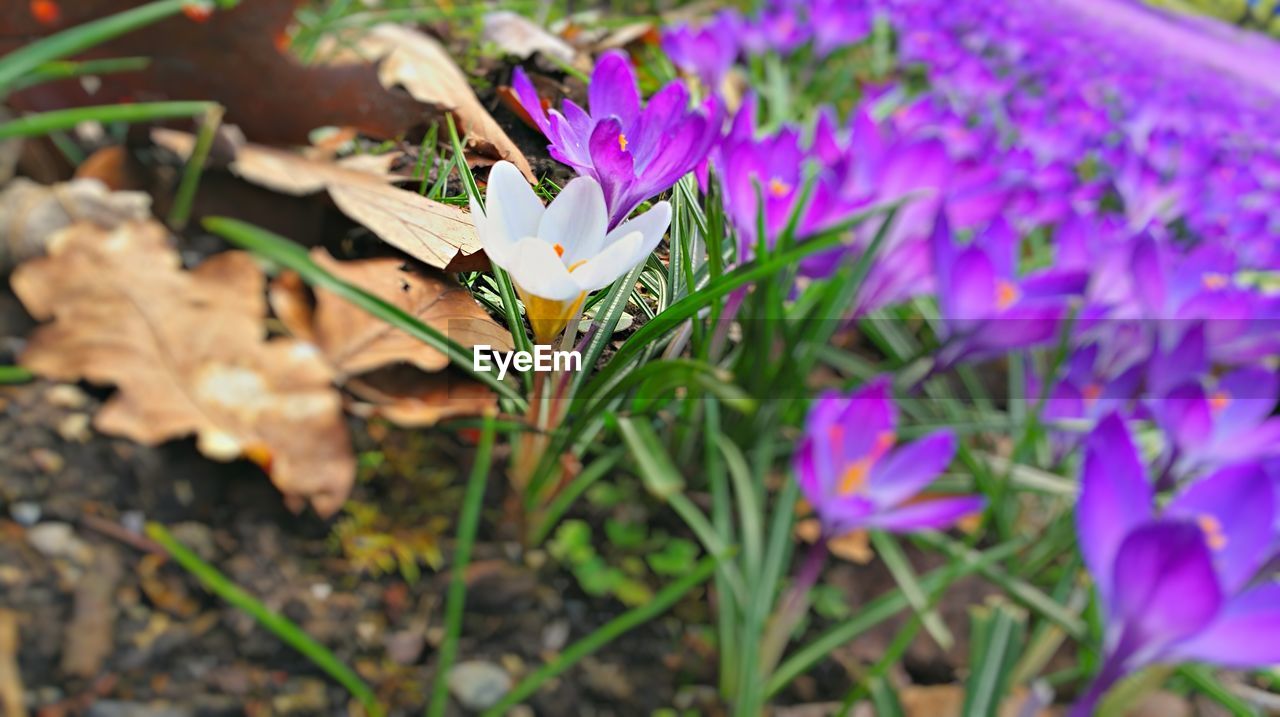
top-left (553, 243), bottom-right (566, 258)
top-left (768, 177), bottom-right (792, 197)
top-left (995, 280), bottom-right (1020, 310)
top-left (618, 133), bottom-right (629, 152)
top-left (1198, 514), bottom-right (1228, 551)
top-left (1209, 390), bottom-right (1230, 412)
top-left (1202, 273), bottom-right (1230, 290)
top-left (1082, 384), bottom-right (1102, 405)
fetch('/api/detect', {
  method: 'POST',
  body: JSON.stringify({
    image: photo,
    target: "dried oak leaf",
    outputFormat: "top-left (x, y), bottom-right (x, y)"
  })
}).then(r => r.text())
top-left (270, 251), bottom-right (510, 425)
top-left (154, 128), bottom-right (487, 271)
top-left (2, 0), bottom-right (437, 144)
top-left (0, 177), bottom-right (151, 271)
top-left (346, 366), bottom-right (499, 428)
top-left (272, 249), bottom-right (512, 376)
top-left (354, 24), bottom-right (536, 182)
top-left (10, 220), bottom-right (355, 517)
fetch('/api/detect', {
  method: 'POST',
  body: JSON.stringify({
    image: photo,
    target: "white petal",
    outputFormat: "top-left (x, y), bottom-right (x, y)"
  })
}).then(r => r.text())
top-left (485, 161), bottom-right (544, 241)
top-left (537, 176), bottom-right (608, 265)
top-left (605, 201), bottom-right (671, 249)
top-left (570, 231), bottom-right (649, 293)
top-left (470, 195), bottom-right (511, 268)
top-left (506, 237), bottom-right (582, 301)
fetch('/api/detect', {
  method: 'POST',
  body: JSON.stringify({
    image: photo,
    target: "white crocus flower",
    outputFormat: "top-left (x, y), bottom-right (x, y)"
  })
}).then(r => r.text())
top-left (471, 161), bottom-right (672, 344)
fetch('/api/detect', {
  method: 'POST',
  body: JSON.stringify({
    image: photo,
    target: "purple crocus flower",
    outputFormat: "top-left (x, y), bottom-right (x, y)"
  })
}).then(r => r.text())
top-left (1147, 366), bottom-right (1280, 479)
top-left (794, 379), bottom-right (984, 538)
top-left (511, 51), bottom-right (721, 228)
top-left (932, 213), bottom-right (1088, 366)
top-left (660, 10), bottom-right (742, 89)
top-left (811, 0), bottom-right (874, 57)
top-left (1072, 414), bottom-right (1279, 717)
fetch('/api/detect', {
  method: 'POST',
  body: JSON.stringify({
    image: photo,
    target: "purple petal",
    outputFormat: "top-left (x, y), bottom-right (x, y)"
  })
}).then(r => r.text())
top-left (865, 495), bottom-right (986, 533)
top-left (1076, 413), bottom-right (1154, 604)
top-left (589, 51), bottom-right (641, 126)
top-left (1165, 464), bottom-right (1275, 593)
top-left (1109, 521), bottom-right (1223, 658)
top-left (1171, 582), bottom-right (1280, 668)
top-left (510, 67), bottom-right (551, 136)
top-left (867, 431), bottom-right (958, 507)
top-left (587, 119), bottom-right (637, 226)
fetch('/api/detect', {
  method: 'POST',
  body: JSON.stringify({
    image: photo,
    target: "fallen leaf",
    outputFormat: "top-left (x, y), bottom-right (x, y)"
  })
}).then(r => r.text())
top-left (154, 129), bottom-right (487, 271)
top-left (0, 177), bottom-right (151, 271)
top-left (272, 249), bottom-right (511, 376)
top-left (346, 366), bottom-right (498, 428)
top-left (11, 219), bottom-right (355, 516)
top-left (482, 11), bottom-right (577, 64)
top-left (269, 250), bottom-right (507, 426)
top-left (3, 0), bottom-right (437, 144)
top-left (354, 24), bottom-right (536, 182)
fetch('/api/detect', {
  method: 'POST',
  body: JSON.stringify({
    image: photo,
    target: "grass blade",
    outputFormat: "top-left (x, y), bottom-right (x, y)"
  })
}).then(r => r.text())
top-left (0, 367), bottom-right (33, 384)
top-left (963, 602), bottom-right (1027, 717)
top-left (145, 521), bottom-right (383, 717)
top-left (427, 414), bottom-right (496, 717)
top-left (0, 101), bottom-right (214, 140)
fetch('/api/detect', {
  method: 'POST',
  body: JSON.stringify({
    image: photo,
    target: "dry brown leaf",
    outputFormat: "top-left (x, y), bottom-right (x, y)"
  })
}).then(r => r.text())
top-left (269, 251), bottom-right (508, 426)
top-left (11, 220), bottom-right (354, 517)
top-left (273, 249), bottom-right (512, 376)
top-left (346, 367), bottom-right (498, 428)
top-left (482, 11), bottom-right (577, 63)
top-left (0, 177), bottom-right (151, 271)
top-left (154, 129), bottom-right (487, 271)
top-left (357, 24), bottom-right (536, 182)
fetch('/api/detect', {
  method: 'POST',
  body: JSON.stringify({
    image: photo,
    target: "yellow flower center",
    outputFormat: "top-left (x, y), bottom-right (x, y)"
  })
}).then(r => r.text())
top-left (1197, 513), bottom-right (1228, 551)
top-left (618, 133), bottom-right (629, 152)
top-left (767, 177), bottom-right (792, 197)
top-left (995, 280), bottom-right (1020, 310)
top-left (839, 458), bottom-right (873, 495)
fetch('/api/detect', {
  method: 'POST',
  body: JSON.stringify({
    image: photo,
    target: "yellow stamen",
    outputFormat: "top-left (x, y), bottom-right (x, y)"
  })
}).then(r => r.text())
top-left (1202, 273), bottom-right (1230, 290)
top-left (553, 243), bottom-right (565, 258)
top-left (768, 177), bottom-right (792, 197)
top-left (995, 280), bottom-right (1020, 310)
top-left (619, 133), bottom-right (629, 152)
top-left (1209, 390), bottom-right (1231, 413)
top-left (1198, 514), bottom-right (1228, 552)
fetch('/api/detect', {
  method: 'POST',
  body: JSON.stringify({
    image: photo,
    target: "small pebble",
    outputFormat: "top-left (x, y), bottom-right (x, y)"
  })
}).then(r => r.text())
top-left (27, 522), bottom-right (91, 563)
top-left (447, 661), bottom-right (512, 711)
top-left (9, 501), bottom-right (40, 526)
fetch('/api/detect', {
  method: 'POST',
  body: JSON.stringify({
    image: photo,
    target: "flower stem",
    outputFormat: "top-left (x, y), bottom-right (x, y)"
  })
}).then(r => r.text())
top-left (758, 539), bottom-right (828, 678)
